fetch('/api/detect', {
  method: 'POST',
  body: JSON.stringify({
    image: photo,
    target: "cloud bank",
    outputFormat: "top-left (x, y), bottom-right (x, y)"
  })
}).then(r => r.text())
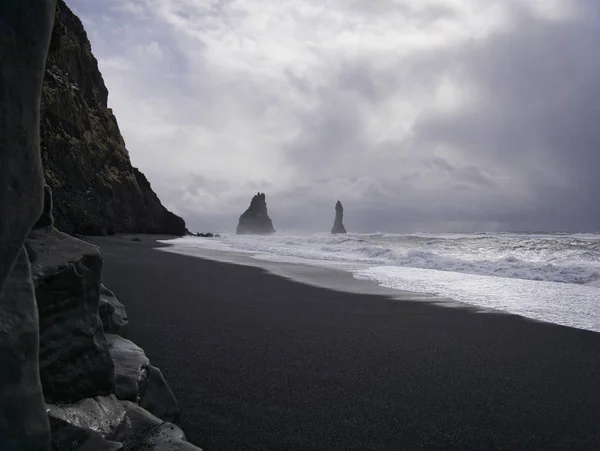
top-left (70, 0), bottom-right (600, 233)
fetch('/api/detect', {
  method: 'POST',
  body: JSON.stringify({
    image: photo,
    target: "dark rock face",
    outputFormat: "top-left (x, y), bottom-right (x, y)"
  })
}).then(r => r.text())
top-left (120, 402), bottom-right (199, 450)
top-left (47, 395), bottom-right (127, 439)
top-left (0, 0), bottom-right (55, 449)
top-left (36, 184), bottom-right (55, 229)
top-left (49, 416), bottom-right (122, 451)
top-left (99, 284), bottom-right (129, 336)
top-left (107, 334), bottom-right (149, 402)
top-left (0, 250), bottom-right (52, 451)
top-left (236, 193), bottom-right (276, 235)
top-left (27, 227), bottom-right (114, 403)
top-left (139, 366), bottom-right (181, 425)
top-left (49, 398), bottom-right (200, 450)
top-left (107, 334), bottom-right (181, 425)
top-left (40, 0), bottom-right (186, 236)
top-left (331, 200), bottom-right (347, 234)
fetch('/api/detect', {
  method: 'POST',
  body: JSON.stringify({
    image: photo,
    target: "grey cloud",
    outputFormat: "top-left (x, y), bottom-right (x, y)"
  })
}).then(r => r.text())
top-left (72, 0), bottom-right (600, 233)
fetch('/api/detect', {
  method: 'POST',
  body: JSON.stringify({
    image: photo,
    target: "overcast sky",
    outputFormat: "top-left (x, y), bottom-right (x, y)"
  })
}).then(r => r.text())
top-left (70, 0), bottom-right (600, 233)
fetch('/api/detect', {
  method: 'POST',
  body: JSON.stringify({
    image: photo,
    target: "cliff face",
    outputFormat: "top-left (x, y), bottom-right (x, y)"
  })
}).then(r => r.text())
top-left (40, 0), bottom-right (186, 236)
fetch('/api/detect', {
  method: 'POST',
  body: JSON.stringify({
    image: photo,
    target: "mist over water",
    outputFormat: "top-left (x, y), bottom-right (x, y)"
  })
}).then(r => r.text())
top-left (161, 232), bottom-right (600, 332)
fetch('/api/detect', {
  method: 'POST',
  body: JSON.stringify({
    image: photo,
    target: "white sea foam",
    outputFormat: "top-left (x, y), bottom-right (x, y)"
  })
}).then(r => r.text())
top-left (160, 232), bottom-right (600, 332)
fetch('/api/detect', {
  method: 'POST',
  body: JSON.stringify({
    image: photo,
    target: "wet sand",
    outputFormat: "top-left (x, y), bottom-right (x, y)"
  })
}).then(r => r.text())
top-left (89, 235), bottom-right (600, 451)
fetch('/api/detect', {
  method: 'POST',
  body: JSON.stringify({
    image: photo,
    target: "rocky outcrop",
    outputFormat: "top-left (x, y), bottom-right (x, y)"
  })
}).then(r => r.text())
top-left (236, 192), bottom-right (276, 235)
top-left (99, 284), bottom-right (129, 336)
top-left (49, 416), bottom-right (122, 451)
top-left (40, 0), bottom-right (187, 236)
top-left (107, 334), bottom-right (181, 424)
top-left (0, 1), bottom-right (56, 449)
top-left (331, 200), bottom-right (347, 234)
top-left (27, 227), bottom-right (115, 403)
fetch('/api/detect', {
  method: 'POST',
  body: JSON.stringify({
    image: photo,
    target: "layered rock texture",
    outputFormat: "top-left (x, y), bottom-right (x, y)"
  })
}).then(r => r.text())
top-left (236, 192), bottom-right (276, 235)
top-left (331, 200), bottom-right (347, 234)
top-left (40, 0), bottom-right (186, 236)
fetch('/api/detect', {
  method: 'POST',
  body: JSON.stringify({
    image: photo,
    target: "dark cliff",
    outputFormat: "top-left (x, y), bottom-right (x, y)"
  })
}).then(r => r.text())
top-left (237, 193), bottom-right (275, 235)
top-left (40, 0), bottom-right (186, 236)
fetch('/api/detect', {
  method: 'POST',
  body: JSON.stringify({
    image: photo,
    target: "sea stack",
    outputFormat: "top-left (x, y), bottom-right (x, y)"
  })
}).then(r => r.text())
top-left (331, 200), bottom-right (347, 234)
top-left (237, 193), bottom-right (276, 235)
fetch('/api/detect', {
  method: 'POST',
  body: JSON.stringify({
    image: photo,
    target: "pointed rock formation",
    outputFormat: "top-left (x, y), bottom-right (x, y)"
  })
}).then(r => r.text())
top-left (237, 193), bottom-right (276, 235)
top-left (331, 200), bottom-right (347, 234)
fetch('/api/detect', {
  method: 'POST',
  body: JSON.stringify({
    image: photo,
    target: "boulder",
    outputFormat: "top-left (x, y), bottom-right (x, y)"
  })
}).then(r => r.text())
top-left (0, 0), bottom-right (56, 449)
top-left (40, 0), bottom-right (187, 236)
top-left (47, 395), bottom-right (128, 440)
top-left (236, 193), bottom-right (276, 235)
top-left (49, 416), bottom-right (122, 451)
top-left (99, 284), bottom-right (128, 336)
top-left (139, 366), bottom-right (181, 425)
top-left (331, 200), bottom-right (347, 234)
top-left (107, 334), bottom-right (180, 424)
top-left (120, 402), bottom-right (202, 451)
top-left (106, 334), bottom-right (149, 402)
top-left (48, 397), bottom-right (199, 450)
top-left (27, 227), bottom-right (114, 403)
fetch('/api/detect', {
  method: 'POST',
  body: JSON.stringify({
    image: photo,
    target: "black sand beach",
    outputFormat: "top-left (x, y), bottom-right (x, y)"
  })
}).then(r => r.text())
top-left (89, 236), bottom-right (600, 451)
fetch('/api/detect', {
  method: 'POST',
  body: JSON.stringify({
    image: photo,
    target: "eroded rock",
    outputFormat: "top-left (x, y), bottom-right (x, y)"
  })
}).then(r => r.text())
top-left (236, 192), bottom-right (275, 235)
top-left (107, 334), bottom-right (181, 424)
top-left (100, 284), bottom-right (128, 336)
top-left (140, 366), bottom-right (181, 425)
top-left (331, 200), bottom-right (347, 234)
top-left (49, 416), bottom-right (122, 451)
top-left (106, 334), bottom-right (149, 402)
top-left (47, 395), bottom-right (127, 440)
top-left (120, 402), bottom-right (202, 451)
top-left (0, 250), bottom-right (51, 450)
top-left (35, 184), bottom-right (54, 229)
top-left (27, 227), bottom-right (114, 403)
top-left (0, 0), bottom-right (56, 449)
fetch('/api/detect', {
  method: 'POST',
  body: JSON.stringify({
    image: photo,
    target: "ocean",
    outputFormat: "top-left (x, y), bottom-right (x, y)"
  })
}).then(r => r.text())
top-left (159, 232), bottom-right (600, 332)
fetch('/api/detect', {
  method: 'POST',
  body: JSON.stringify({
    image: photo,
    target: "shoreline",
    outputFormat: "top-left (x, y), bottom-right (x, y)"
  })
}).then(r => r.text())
top-left (89, 234), bottom-right (600, 450)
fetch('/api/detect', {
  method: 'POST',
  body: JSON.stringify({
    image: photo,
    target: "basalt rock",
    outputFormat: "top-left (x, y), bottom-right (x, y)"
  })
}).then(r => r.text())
top-left (236, 192), bottom-right (276, 235)
top-left (36, 184), bottom-right (55, 229)
top-left (120, 402), bottom-right (201, 451)
top-left (0, 0), bottom-right (56, 449)
top-left (27, 227), bottom-right (114, 403)
top-left (0, 250), bottom-right (51, 451)
top-left (107, 335), bottom-right (149, 403)
top-left (49, 416), bottom-right (122, 451)
top-left (99, 284), bottom-right (129, 337)
top-left (331, 200), bottom-right (347, 234)
top-left (40, 0), bottom-right (187, 236)
top-left (47, 395), bottom-right (128, 440)
top-left (139, 366), bottom-right (181, 425)
top-left (49, 398), bottom-right (200, 450)
top-left (107, 334), bottom-right (180, 424)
